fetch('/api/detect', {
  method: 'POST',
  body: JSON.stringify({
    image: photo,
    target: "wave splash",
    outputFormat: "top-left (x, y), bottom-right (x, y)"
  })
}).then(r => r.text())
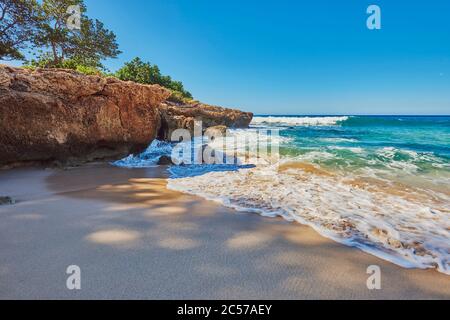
top-left (114, 140), bottom-right (173, 167)
top-left (113, 116), bottom-right (450, 275)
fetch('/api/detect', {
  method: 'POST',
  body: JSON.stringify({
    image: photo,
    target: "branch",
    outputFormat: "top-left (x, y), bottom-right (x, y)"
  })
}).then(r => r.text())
top-left (0, 18), bottom-right (18, 36)
top-left (0, 3), bottom-right (9, 22)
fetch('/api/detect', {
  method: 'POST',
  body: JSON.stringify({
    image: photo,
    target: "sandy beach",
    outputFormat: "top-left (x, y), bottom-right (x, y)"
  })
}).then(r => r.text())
top-left (0, 164), bottom-right (449, 300)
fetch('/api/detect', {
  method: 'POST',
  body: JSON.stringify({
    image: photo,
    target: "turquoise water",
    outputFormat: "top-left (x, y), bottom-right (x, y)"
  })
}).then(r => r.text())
top-left (250, 115), bottom-right (450, 196)
top-left (116, 115), bottom-right (450, 274)
top-left (258, 115), bottom-right (450, 175)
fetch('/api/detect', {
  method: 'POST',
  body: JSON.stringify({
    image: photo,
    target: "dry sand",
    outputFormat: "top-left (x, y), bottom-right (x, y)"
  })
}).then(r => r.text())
top-left (0, 164), bottom-right (449, 299)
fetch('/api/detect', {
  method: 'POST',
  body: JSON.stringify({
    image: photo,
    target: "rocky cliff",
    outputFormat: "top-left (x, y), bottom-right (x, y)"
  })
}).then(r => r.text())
top-left (0, 65), bottom-right (253, 168)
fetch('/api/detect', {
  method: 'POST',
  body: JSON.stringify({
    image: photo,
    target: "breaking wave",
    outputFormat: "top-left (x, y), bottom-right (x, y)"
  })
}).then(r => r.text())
top-left (114, 115), bottom-right (450, 275)
top-left (251, 116), bottom-right (349, 127)
top-left (114, 140), bottom-right (173, 167)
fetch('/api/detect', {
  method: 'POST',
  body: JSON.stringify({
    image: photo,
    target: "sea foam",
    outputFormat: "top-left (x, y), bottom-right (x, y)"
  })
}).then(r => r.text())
top-left (114, 116), bottom-right (450, 275)
top-left (114, 140), bottom-right (173, 167)
top-left (167, 161), bottom-right (450, 275)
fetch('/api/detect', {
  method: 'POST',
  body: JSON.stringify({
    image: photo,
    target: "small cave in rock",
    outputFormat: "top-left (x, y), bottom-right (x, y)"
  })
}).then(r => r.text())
top-left (157, 117), bottom-right (169, 141)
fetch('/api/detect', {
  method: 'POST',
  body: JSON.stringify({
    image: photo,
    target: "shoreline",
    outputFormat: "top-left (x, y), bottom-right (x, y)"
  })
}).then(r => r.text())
top-left (0, 163), bottom-right (449, 299)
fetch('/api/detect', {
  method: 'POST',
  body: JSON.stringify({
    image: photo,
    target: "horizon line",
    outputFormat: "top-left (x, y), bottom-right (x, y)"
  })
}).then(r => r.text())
top-left (253, 114), bottom-right (450, 117)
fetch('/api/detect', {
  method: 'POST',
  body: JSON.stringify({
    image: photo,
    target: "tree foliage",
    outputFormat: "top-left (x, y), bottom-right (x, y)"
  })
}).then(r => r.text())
top-left (32, 0), bottom-right (120, 68)
top-left (0, 0), bottom-right (42, 60)
top-left (1, 1), bottom-right (194, 99)
top-left (116, 57), bottom-right (193, 101)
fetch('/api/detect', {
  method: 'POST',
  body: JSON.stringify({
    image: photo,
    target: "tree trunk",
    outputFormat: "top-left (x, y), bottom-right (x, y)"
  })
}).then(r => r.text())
top-left (51, 42), bottom-right (58, 66)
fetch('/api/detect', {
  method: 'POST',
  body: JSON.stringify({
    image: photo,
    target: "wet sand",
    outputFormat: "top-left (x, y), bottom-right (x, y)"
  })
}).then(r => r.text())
top-left (0, 164), bottom-right (449, 299)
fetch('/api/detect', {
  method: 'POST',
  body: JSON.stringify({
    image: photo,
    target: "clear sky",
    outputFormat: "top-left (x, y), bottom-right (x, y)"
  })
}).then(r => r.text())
top-left (4, 0), bottom-right (450, 115)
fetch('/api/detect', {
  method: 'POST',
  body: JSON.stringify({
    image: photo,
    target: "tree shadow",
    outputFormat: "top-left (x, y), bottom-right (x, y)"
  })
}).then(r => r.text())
top-left (35, 164), bottom-right (450, 299)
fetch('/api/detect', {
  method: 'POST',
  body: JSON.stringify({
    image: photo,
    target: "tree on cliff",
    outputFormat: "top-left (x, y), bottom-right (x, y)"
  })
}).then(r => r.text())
top-left (30, 0), bottom-right (120, 69)
top-left (0, 0), bottom-right (42, 60)
top-left (116, 57), bottom-right (193, 102)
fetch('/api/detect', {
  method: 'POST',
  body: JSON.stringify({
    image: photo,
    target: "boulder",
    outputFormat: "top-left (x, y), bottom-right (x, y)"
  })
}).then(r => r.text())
top-left (0, 196), bottom-right (15, 205)
top-left (156, 155), bottom-right (174, 165)
top-left (157, 101), bottom-right (253, 140)
top-left (204, 125), bottom-right (228, 145)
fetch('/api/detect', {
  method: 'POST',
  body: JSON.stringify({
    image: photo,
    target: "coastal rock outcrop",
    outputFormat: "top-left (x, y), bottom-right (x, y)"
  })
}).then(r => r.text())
top-left (0, 65), bottom-right (253, 167)
top-left (0, 65), bottom-right (170, 167)
top-left (157, 101), bottom-right (253, 140)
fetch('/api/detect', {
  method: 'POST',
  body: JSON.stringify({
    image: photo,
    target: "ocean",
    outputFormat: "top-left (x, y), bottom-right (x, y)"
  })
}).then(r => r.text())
top-left (114, 115), bottom-right (450, 275)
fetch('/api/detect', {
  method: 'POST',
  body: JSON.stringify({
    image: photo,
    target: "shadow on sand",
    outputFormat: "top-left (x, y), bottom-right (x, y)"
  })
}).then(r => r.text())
top-left (22, 163), bottom-right (447, 299)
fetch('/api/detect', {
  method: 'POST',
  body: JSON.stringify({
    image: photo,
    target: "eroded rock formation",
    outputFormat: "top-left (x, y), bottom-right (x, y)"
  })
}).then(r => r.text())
top-left (0, 65), bottom-right (253, 167)
top-left (157, 101), bottom-right (253, 140)
top-left (0, 65), bottom-right (170, 167)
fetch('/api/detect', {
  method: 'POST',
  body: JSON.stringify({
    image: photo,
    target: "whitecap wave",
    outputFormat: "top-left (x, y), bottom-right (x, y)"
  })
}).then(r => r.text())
top-left (328, 146), bottom-right (366, 154)
top-left (251, 116), bottom-right (349, 127)
top-left (113, 129), bottom-right (288, 169)
top-left (113, 140), bottom-right (173, 167)
top-left (320, 137), bottom-right (358, 143)
top-left (113, 122), bottom-right (450, 275)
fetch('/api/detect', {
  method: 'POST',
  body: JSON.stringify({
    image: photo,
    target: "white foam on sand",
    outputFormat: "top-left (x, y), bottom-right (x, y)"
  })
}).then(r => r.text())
top-left (167, 160), bottom-right (450, 275)
top-left (113, 129), bottom-right (450, 275)
top-left (251, 116), bottom-right (349, 126)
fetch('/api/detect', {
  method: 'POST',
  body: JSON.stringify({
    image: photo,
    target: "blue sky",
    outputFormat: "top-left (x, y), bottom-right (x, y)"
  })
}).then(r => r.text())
top-left (4, 0), bottom-right (450, 115)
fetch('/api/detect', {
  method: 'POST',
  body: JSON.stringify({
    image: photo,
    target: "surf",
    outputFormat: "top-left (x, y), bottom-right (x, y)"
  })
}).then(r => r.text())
top-left (114, 115), bottom-right (450, 275)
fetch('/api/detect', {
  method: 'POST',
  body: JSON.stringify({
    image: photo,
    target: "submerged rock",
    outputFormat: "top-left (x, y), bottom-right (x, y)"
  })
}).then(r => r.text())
top-left (0, 196), bottom-right (15, 205)
top-left (157, 155), bottom-right (174, 165)
top-left (205, 125), bottom-right (228, 140)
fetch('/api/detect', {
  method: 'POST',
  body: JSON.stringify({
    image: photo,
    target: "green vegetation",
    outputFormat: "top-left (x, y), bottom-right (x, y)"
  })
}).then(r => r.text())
top-left (115, 57), bottom-right (193, 103)
top-left (0, 0), bottom-right (194, 100)
top-left (34, 0), bottom-right (120, 68)
top-left (23, 0), bottom-right (120, 72)
top-left (25, 55), bottom-right (104, 75)
top-left (0, 0), bottom-right (42, 60)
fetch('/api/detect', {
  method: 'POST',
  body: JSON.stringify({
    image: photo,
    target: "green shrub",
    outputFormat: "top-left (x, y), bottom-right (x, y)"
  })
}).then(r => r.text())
top-left (167, 90), bottom-right (195, 104)
top-left (75, 65), bottom-right (103, 76)
top-left (25, 56), bottom-right (105, 76)
top-left (116, 57), bottom-right (193, 100)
